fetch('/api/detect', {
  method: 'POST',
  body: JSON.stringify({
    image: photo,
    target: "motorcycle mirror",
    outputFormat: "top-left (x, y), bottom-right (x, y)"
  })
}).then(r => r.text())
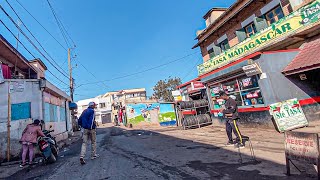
top-left (49, 125), bottom-right (53, 129)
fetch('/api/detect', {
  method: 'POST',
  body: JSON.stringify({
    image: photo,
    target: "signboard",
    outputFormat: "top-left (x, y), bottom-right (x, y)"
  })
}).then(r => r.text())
top-left (242, 63), bottom-right (262, 76)
top-left (269, 98), bottom-right (308, 132)
top-left (9, 81), bottom-right (25, 93)
top-left (0, 65), bottom-right (4, 84)
top-left (284, 131), bottom-right (320, 176)
top-left (172, 90), bottom-right (182, 102)
top-left (197, 0), bottom-right (320, 75)
top-left (285, 131), bottom-right (319, 164)
top-left (192, 81), bottom-right (206, 90)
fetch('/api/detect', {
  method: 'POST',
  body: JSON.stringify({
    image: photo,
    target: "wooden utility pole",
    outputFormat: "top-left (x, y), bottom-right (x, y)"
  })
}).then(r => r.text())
top-left (7, 82), bottom-right (11, 161)
top-left (68, 48), bottom-right (74, 101)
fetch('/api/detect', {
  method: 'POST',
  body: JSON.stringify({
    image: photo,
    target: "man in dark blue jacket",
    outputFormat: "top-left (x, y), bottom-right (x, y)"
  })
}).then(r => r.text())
top-left (219, 91), bottom-right (244, 149)
top-left (79, 102), bottom-right (98, 165)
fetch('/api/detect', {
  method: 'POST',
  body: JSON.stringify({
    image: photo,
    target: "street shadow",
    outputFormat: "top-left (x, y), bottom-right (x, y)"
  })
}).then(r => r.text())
top-left (107, 126), bottom-right (318, 180)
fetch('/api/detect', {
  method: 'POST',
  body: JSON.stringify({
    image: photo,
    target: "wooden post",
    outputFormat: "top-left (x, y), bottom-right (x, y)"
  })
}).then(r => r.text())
top-left (317, 134), bottom-right (320, 180)
top-left (7, 81), bottom-right (11, 161)
top-left (286, 156), bottom-right (290, 176)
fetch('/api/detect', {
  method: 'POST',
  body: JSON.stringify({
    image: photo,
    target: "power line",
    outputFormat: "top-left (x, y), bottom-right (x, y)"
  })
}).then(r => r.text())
top-left (181, 56), bottom-right (202, 81)
top-left (73, 58), bottom-right (109, 89)
top-left (0, 19), bottom-right (69, 87)
top-left (46, 0), bottom-right (73, 47)
top-left (0, 5), bottom-right (70, 79)
top-left (14, 0), bottom-right (68, 51)
top-left (75, 51), bottom-right (200, 88)
top-left (5, 0), bottom-right (69, 76)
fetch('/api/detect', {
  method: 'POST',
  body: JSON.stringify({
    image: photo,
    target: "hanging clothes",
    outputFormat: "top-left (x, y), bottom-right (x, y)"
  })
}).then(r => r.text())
top-left (1, 64), bottom-right (11, 79)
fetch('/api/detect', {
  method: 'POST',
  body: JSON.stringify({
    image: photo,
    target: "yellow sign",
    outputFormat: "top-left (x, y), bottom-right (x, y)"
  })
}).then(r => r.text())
top-left (197, 1), bottom-right (320, 75)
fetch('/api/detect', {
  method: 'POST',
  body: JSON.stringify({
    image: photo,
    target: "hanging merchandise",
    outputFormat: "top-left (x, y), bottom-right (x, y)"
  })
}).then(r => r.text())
top-left (246, 90), bottom-right (259, 98)
top-left (0, 64), bottom-right (4, 83)
top-left (1, 64), bottom-right (11, 79)
top-left (242, 77), bottom-right (252, 88)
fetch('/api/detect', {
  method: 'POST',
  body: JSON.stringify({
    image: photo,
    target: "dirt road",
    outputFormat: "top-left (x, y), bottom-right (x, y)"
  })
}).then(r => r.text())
top-left (5, 125), bottom-right (317, 180)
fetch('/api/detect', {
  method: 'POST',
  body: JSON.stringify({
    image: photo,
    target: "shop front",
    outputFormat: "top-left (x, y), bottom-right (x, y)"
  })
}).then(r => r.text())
top-left (201, 49), bottom-right (320, 127)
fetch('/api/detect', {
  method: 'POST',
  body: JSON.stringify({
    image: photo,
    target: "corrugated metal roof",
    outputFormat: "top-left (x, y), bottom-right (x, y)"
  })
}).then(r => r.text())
top-left (283, 38), bottom-right (320, 75)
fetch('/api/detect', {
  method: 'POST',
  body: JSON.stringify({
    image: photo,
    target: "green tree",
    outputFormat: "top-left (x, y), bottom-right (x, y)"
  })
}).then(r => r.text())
top-left (153, 77), bottom-right (181, 102)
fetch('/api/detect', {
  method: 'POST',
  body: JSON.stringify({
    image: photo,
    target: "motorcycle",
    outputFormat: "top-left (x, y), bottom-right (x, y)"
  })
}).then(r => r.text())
top-left (37, 126), bottom-right (59, 164)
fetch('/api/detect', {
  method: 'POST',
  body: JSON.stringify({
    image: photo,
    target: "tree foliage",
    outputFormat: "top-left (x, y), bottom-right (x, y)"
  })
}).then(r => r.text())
top-left (153, 77), bottom-right (181, 102)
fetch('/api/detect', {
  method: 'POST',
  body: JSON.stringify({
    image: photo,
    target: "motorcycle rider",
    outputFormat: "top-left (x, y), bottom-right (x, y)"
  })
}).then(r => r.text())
top-left (78, 102), bottom-right (99, 165)
top-left (20, 119), bottom-right (45, 167)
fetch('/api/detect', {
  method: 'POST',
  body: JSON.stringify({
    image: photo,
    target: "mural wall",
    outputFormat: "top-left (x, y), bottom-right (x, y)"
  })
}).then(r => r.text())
top-left (159, 103), bottom-right (177, 126)
top-left (126, 103), bottom-right (177, 126)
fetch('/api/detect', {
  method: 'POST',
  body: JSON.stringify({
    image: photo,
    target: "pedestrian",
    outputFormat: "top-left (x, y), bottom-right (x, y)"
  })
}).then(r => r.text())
top-left (219, 91), bottom-right (244, 148)
top-left (78, 102), bottom-right (99, 165)
top-left (20, 119), bottom-right (45, 167)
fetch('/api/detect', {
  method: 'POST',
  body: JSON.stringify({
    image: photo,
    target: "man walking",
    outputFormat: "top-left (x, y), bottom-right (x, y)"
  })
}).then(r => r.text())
top-left (219, 91), bottom-right (244, 148)
top-left (78, 102), bottom-right (99, 165)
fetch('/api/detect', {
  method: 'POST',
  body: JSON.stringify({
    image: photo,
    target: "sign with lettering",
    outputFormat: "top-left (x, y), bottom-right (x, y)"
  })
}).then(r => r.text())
top-left (197, 0), bottom-right (320, 75)
top-left (285, 131), bottom-right (319, 164)
top-left (269, 98), bottom-right (308, 132)
top-left (242, 63), bottom-right (262, 76)
top-left (284, 131), bottom-right (320, 177)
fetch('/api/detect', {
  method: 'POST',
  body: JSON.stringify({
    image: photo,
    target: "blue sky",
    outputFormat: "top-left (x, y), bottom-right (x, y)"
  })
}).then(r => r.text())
top-left (0, 0), bottom-right (234, 101)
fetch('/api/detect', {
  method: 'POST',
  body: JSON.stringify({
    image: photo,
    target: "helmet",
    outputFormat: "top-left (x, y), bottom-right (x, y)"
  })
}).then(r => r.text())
top-left (88, 102), bottom-right (96, 107)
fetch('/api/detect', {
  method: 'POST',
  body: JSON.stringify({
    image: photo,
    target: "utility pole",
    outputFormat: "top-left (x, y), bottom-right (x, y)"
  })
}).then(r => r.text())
top-left (7, 81), bottom-right (11, 161)
top-left (68, 48), bottom-right (74, 101)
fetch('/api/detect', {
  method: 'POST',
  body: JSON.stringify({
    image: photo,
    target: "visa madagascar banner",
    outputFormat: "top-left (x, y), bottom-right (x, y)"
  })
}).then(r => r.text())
top-left (197, 0), bottom-right (320, 76)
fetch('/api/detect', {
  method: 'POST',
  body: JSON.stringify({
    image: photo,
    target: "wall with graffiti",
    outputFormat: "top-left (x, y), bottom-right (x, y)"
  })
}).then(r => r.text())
top-left (126, 103), bottom-right (177, 126)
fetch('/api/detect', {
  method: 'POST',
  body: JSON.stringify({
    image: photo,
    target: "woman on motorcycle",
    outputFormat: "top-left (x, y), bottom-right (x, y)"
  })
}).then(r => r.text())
top-left (20, 119), bottom-right (45, 167)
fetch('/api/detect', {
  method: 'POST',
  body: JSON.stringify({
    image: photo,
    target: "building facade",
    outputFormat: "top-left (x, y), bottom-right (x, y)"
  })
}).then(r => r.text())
top-left (179, 0), bottom-right (320, 126)
top-left (76, 88), bottom-right (147, 124)
top-left (0, 35), bottom-right (72, 160)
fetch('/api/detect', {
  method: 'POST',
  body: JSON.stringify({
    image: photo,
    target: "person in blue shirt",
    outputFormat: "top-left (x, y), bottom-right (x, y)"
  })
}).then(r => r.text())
top-left (78, 102), bottom-right (99, 165)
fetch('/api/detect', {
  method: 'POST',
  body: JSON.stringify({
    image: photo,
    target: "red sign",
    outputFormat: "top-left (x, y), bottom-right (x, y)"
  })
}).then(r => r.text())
top-left (192, 81), bottom-right (205, 89)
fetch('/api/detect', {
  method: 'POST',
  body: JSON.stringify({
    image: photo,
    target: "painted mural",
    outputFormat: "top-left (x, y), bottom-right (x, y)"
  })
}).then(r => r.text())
top-left (126, 103), bottom-right (160, 125)
top-left (159, 103), bottom-right (177, 126)
top-left (126, 103), bottom-right (177, 126)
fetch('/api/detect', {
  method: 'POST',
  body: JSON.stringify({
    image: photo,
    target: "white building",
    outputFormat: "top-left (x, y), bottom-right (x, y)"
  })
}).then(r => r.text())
top-left (76, 95), bottom-right (113, 124)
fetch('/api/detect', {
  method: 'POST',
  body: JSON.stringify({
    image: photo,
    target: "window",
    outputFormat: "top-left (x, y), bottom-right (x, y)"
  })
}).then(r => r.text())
top-left (218, 39), bottom-right (230, 52)
top-left (265, 6), bottom-right (284, 25)
top-left (244, 23), bottom-right (257, 37)
top-left (210, 75), bottom-right (264, 109)
top-left (208, 48), bottom-right (216, 58)
top-left (99, 103), bottom-right (106, 108)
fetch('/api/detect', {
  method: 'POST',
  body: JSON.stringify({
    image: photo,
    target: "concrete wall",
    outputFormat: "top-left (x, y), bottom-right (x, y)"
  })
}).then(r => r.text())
top-left (0, 79), bottom-right (72, 160)
top-left (0, 80), bottom-right (42, 159)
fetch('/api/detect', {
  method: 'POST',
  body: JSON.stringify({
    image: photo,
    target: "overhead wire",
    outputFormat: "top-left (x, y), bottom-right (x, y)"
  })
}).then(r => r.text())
top-left (5, 0), bottom-right (69, 76)
top-left (46, 0), bottom-right (72, 48)
top-left (14, 0), bottom-right (68, 51)
top-left (0, 19), bottom-right (69, 87)
top-left (181, 56), bottom-right (202, 81)
top-left (0, 5), bottom-right (70, 79)
top-left (75, 51), bottom-right (201, 88)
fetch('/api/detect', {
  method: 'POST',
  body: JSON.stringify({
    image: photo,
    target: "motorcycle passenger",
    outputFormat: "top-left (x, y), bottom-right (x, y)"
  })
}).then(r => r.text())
top-left (20, 119), bottom-right (45, 167)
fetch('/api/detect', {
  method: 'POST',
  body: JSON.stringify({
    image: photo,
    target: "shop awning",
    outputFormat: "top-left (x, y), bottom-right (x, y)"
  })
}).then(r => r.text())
top-left (282, 38), bottom-right (320, 75)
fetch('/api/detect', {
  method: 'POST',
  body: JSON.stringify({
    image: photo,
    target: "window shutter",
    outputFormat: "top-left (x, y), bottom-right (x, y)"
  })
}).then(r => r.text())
top-left (212, 45), bottom-right (221, 56)
top-left (254, 16), bottom-right (268, 32)
top-left (236, 28), bottom-right (246, 43)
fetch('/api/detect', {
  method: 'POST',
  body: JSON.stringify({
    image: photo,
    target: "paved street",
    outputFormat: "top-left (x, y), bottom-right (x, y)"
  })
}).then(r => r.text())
top-left (2, 124), bottom-right (318, 180)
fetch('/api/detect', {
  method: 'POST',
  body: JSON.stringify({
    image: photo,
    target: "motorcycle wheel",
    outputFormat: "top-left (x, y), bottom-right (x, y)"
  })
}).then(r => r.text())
top-left (52, 146), bottom-right (59, 158)
top-left (49, 153), bottom-right (57, 163)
